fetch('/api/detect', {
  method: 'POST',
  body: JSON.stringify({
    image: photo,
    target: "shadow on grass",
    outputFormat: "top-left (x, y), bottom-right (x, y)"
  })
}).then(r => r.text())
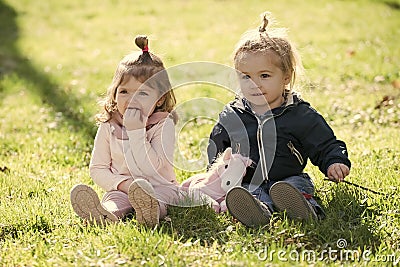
top-left (0, 0), bottom-right (96, 139)
top-left (0, 215), bottom-right (53, 241)
top-left (384, 0), bottom-right (400, 9)
top-left (161, 205), bottom-right (232, 245)
top-left (160, 184), bottom-right (383, 252)
top-left (303, 184), bottom-right (381, 251)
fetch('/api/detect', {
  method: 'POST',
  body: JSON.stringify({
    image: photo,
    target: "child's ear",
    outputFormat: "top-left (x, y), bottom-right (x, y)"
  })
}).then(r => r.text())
top-left (284, 74), bottom-right (291, 85)
top-left (156, 95), bottom-right (166, 107)
top-left (223, 148), bottom-right (232, 161)
top-left (283, 71), bottom-right (292, 85)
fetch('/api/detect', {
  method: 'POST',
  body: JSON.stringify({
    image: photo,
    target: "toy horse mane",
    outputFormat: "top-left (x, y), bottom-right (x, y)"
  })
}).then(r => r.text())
top-left (208, 150), bottom-right (229, 173)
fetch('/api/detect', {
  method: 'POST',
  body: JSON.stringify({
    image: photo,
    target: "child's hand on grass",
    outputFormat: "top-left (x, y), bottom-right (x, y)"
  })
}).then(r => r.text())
top-left (327, 163), bottom-right (350, 182)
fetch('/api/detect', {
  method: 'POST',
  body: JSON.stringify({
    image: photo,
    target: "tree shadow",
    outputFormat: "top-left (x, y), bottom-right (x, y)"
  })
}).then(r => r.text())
top-left (384, 1), bottom-right (400, 10)
top-left (0, 0), bottom-right (96, 138)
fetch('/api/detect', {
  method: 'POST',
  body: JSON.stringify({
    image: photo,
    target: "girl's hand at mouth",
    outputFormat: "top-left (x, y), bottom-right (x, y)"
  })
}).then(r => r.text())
top-left (123, 101), bottom-right (147, 131)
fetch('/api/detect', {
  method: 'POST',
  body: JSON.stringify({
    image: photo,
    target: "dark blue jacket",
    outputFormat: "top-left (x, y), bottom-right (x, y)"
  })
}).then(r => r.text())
top-left (207, 94), bottom-right (351, 185)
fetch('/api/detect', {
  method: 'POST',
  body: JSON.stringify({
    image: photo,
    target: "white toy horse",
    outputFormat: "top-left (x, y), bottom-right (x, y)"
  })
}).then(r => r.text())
top-left (180, 148), bottom-right (252, 213)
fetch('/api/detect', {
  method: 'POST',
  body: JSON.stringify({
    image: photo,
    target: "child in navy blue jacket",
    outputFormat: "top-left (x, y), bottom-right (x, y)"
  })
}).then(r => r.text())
top-left (207, 12), bottom-right (351, 227)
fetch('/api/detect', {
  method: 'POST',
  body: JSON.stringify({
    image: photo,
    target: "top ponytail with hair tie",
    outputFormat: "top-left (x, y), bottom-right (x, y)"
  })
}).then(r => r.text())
top-left (133, 34), bottom-right (155, 64)
top-left (258, 12), bottom-right (270, 33)
top-left (135, 35), bottom-right (149, 53)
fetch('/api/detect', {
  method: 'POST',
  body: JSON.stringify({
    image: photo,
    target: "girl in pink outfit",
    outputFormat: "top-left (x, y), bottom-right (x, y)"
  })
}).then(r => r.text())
top-left (70, 35), bottom-right (179, 227)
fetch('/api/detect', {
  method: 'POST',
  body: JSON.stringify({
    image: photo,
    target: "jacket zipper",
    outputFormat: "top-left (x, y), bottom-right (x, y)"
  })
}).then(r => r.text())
top-left (256, 116), bottom-right (268, 181)
top-left (244, 107), bottom-right (291, 181)
top-left (287, 141), bottom-right (304, 165)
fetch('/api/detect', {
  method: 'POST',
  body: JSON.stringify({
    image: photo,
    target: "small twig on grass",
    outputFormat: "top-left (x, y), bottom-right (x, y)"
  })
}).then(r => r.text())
top-left (324, 178), bottom-right (391, 197)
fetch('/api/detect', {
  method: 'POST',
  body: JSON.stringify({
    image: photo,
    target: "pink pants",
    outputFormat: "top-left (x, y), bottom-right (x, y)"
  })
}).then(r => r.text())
top-left (101, 184), bottom-right (179, 219)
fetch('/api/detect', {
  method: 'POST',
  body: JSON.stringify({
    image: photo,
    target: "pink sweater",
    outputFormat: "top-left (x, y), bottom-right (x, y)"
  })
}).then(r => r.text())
top-left (89, 112), bottom-right (178, 192)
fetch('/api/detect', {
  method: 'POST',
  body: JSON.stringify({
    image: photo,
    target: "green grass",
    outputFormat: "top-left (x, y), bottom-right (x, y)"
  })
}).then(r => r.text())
top-left (1, 0), bottom-right (400, 266)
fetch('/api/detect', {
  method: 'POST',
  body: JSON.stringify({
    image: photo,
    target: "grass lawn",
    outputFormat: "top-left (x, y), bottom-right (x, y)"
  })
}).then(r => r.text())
top-left (1, 0), bottom-right (399, 266)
